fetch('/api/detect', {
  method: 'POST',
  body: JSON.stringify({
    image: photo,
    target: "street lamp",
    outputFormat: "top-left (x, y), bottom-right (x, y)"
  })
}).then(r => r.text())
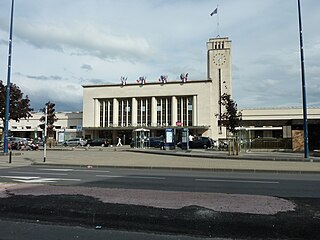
top-left (297, 0), bottom-right (309, 159)
top-left (3, 0), bottom-right (15, 154)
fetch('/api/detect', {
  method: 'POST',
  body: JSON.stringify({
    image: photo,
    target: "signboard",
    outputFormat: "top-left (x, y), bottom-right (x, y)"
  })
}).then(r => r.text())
top-left (181, 128), bottom-right (189, 150)
top-left (58, 132), bottom-right (65, 143)
top-left (165, 128), bottom-right (174, 149)
top-left (176, 121), bottom-right (182, 126)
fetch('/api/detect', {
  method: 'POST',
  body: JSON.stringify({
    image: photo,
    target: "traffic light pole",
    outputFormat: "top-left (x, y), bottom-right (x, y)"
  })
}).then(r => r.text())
top-left (43, 105), bottom-right (47, 162)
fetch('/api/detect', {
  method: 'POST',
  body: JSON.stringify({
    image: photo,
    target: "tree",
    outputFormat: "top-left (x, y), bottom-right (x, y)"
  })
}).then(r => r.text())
top-left (219, 93), bottom-right (242, 135)
top-left (39, 101), bottom-right (58, 135)
top-left (0, 80), bottom-right (33, 124)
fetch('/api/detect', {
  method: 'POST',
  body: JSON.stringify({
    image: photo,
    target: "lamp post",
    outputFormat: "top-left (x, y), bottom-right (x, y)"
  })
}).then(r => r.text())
top-left (297, 0), bottom-right (309, 159)
top-left (3, 0), bottom-right (15, 154)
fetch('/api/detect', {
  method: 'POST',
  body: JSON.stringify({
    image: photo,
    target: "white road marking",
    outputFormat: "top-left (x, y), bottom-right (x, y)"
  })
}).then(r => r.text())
top-left (41, 168), bottom-right (111, 173)
top-left (96, 175), bottom-right (165, 180)
top-left (2, 176), bottom-right (39, 180)
top-left (70, 169), bottom-right (111, 173)
top-left (195, 178), bottom-right (279, 184)
top-left (40, 168), bottom-right (73, 172)
top-left (96, 175), bottom-right (123, 178)
top-left (9, 171), bottom-right (68, 176)
top-left (1, 176), bottom-right (81, 183)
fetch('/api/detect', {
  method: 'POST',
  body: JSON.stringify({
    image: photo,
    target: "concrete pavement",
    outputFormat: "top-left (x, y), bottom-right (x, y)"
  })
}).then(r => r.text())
top-left (1, 146), bottom-right (320, 173)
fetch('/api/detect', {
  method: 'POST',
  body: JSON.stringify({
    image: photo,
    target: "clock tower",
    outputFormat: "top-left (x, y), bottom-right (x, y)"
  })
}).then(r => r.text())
top-left (207, 37), bottom-right (232, 95)
top-left (207, 37), bottom-right (232, 135)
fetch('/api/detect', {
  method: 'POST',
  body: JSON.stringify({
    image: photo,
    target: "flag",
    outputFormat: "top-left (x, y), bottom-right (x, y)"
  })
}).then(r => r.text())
top-left (210, 7), bottom-right (218, 16)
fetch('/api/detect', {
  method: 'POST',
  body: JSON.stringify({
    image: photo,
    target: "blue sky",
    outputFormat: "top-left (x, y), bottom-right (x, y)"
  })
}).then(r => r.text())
top-left (0, 0), bottom-right (319, 112)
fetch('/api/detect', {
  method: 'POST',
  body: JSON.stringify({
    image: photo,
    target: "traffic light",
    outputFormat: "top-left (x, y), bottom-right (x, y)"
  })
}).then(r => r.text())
top-left (39, 101), bottom-right (57, 131)
top-left (46, 102), bottom-right (57, 131)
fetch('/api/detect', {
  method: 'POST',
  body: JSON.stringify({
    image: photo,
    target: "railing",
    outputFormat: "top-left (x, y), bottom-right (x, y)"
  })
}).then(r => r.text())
top-left (217, 138), bottom-right (293, 152)
top-left (250, 138), bottom-right (292, 150)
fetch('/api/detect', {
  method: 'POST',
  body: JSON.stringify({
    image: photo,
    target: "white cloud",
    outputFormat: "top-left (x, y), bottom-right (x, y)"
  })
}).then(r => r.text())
top-left (12, 19), bottom-right (155, 62)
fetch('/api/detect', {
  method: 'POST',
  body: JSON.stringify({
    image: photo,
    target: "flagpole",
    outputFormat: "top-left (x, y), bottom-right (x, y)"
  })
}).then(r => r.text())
top-left (216, 4), bottom-right (220, 37)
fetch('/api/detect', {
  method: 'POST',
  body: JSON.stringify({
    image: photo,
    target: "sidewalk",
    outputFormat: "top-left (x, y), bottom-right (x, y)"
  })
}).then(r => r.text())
top-left (1, 146), bottom-right (320, 173)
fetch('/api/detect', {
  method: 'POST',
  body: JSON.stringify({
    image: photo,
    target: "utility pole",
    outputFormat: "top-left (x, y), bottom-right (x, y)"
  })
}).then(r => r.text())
top-left (3, 0), bottom-right (15, 154)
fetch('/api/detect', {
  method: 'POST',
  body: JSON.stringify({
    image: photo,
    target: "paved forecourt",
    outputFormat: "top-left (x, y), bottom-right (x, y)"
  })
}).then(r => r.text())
top-left (1, 147), bottom-right (320, 173)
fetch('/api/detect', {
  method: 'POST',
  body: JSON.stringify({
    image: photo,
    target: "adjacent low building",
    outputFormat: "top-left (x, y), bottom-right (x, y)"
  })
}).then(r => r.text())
top-left (0, 112), bottom-right (83, 144)
top-left (240, 107), bottom-right (320, 151)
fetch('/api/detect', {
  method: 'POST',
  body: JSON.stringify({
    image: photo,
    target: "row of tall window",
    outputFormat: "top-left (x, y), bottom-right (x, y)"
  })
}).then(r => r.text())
top-left (137, 98), bottom-right (151, 126)
top-left (177, 96), bottom-right (193, 127)
top-left (100, 99), bottom-right (113, 127)
top-left (98, 96), bottom-right (193, 127)
top-left (157, 97), bottom-right (172, 126)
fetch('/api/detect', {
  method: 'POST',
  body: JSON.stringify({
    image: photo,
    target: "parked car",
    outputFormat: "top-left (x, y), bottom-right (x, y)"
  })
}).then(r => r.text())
top-left (63, 138), bottom-right (87, 146)
top-left (177, 136), bottom-right (212, 149)
top-left (149, 137), bottom-right (164, 148)
top-left (7, 137), bottom-right (38, 150)
top-left (130, 136), bottom-right (165, 149)
top-left (8, 137), bottom-right (28, 150)
top-left (86, 138), bottom-right (109, 147)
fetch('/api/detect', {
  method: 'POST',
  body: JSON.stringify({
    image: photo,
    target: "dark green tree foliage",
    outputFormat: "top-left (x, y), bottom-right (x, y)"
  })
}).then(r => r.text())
top-left (0, 80), bottom-right (33, 123)
top-left (219, 93), bottom-right (242, 134)
top-left (39, 101), bottom-right (58, 132)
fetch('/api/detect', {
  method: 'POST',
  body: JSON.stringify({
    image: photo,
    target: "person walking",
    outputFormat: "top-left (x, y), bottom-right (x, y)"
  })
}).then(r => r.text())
top-left (116, 136), bottom-right (122, 147)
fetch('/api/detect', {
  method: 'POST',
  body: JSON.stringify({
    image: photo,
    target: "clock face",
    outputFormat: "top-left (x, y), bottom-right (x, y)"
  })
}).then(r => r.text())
top-left (213, 53), bottom-right (227, 66)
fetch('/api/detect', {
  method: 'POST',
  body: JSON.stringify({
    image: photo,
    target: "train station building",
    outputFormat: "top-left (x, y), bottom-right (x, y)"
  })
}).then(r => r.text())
top-left (82, 37), bottom-right (232, 144)
top-left (1, 36), bottom-right (319, 151)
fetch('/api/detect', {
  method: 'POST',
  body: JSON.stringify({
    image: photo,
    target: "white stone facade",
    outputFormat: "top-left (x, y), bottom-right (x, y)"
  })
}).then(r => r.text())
top-left (82, 37), bottom-right (233, 141)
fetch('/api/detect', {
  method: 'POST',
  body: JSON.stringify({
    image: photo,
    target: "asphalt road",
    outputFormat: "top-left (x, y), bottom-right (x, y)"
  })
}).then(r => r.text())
top-left (0, 219), bottom-right (217, 240)
top-left (1, 165), bottom-right (320, 197)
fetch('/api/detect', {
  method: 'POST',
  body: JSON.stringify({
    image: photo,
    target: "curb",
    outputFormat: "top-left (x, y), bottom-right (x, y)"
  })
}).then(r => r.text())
top-left (31, 162), bottom-right (320, 174)
top-left (126, 149), bottom-right (320, 162)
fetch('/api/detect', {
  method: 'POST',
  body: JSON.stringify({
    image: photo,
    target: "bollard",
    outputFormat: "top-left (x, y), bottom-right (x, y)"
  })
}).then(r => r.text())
top-left (9, 150), bottom-right (12, 163)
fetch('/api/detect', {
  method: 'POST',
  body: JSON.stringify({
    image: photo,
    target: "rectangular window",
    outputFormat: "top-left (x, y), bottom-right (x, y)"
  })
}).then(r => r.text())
top-left (99, 99), bottom-right (113, 127)
top-left (187, 97), bottom-right (193, 126)
top-left (183, 98), bottom-right (187, 126)
top-left (176, 96), bottom-right (193, 127)
top-left (167, 99), bottom-right (172, 126)
top-left (99, 99), bottom-right (104, 127)
top-left (156, 97), bottom-right (172, 126)
top-left (104, 100), bottom-right (108, 127)
top-left (137, 98), bottom-right (151, 126)
top-left (109, 100), bottom-right (113, 126)
top-left (177, 98), bottom-right (181, 123)
top-left (157, 100), bottom-right (161, 125)
top-left (118, 98), bottom-right (132, 126)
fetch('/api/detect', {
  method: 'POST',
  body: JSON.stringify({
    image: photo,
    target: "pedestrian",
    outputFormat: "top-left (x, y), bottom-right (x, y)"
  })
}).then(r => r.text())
top-left (189, 134), bottom-right (194, 142)
top-left (116, 136), bottom-right (122, 147)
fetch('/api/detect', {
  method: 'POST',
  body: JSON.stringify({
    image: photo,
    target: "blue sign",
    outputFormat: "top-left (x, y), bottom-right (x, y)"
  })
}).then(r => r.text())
top-left (165, 128), bottom-right (174, 149)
